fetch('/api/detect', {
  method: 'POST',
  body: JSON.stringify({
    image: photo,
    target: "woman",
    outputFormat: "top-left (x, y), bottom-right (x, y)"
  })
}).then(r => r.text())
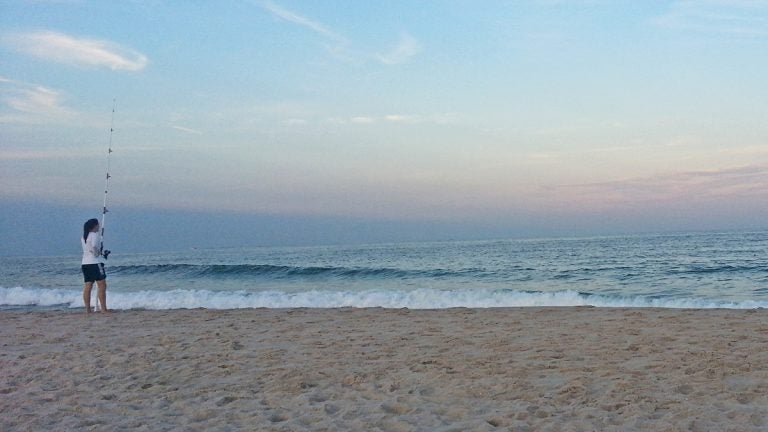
top-left (82, 218), bottom-right (109, 313)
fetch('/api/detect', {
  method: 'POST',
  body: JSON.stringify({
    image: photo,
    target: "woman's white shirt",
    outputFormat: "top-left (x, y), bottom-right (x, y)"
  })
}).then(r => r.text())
top-left (81, 231), bottom-right (102, 265)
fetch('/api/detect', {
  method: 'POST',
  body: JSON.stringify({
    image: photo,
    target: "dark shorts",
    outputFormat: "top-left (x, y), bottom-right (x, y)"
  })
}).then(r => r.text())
top-left (82, 263), bottom-right (106, 283)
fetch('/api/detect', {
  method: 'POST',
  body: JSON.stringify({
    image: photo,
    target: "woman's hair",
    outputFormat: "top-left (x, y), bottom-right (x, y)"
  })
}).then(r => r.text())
top-left (83, 218), bottom-right (99, 242)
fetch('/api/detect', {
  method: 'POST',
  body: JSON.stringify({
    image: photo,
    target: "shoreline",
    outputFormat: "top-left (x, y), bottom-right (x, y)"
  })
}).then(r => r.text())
top-left (3, 307), bottom-right (768, 430)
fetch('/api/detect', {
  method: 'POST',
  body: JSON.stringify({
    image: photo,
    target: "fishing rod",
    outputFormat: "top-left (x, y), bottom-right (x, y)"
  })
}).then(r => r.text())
top-left (93, 100), bottom-right (115, 312)
top-left (100, 99), bottom-right (115, 261)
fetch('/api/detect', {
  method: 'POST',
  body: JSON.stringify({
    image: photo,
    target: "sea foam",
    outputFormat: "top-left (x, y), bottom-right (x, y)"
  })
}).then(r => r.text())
top-left (1, 286), bottom-right (766, 311)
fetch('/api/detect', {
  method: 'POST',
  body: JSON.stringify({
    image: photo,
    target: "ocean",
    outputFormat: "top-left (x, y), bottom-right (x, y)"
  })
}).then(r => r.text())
top-left (2, 231), bottom-right (767, 311)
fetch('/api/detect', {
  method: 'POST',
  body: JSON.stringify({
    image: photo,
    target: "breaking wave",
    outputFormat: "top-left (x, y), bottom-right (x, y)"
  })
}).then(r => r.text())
top-left (2, 286), bottom-right (766, 311)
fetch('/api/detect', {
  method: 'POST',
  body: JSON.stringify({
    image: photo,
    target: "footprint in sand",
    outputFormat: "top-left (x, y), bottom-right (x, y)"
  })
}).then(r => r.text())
top-left (381, 402), bottom-right (410, 415)
top-left (324, 403), bottom-right (340, 415)
top-left (269, 412), bottom-right (289, 423)
top-left (308, 393), bottom-right (328, 403)
top-left (216, 396), bottom-right (237, 406)
top-left (486, 417), bottom-right (506, 427)
top-left (418, 387), bottom-right (436, 396)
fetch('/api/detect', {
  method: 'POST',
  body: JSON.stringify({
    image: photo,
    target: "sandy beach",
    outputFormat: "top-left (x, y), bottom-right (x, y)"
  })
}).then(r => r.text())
top-left (2, 307), bottom-right (767, 431)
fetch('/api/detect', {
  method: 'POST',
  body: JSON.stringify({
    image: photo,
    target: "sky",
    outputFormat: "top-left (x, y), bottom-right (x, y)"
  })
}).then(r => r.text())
top-left (2, 0), bottom-right (768, 255)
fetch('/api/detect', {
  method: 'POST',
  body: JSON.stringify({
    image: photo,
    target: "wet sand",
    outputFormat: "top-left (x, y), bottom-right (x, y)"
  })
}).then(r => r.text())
top-left (2, 307), bottom-right (768, 431)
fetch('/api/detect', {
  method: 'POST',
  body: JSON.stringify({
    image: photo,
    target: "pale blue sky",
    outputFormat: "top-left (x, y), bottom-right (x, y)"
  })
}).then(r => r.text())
top-left (2, 0), bottom-right (768, 252)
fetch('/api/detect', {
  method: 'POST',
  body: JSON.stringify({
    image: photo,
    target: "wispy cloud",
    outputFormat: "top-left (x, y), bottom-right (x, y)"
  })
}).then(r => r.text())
top-left (260, 1), bottom-right (346, 42)
top-left (384, 114), bottom-right (415, 123)
top-left (718, 145), bottom-right (768, 157)
top-left (172, 125), bottom-right (203, 135)
top-left (560, 165), bottom-right (768, 207)
top-left (351, 116), bottom-right (374, 124)
top-left (7, 86), bottom-right (62, 113)
top-left (258, 1), bottom-right (421, 65)
top-left (3, 30), bottom-right (148, 70)
top-left (376, 33), bottom-right (421, 65)
top-left (383, 114), bottom-right (447, 124)
top-left (320, 113), bottom-right (456, 126)
top-left (0, 78), bottom-right (76, 124)
top-left (652, 1), bottom-right (768, 38)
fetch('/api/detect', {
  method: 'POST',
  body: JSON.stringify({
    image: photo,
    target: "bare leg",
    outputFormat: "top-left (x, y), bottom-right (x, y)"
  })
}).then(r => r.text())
top-left (83, 282), bottom-right (94, 314)
top-left (97, 279), bottom-right (109, 313)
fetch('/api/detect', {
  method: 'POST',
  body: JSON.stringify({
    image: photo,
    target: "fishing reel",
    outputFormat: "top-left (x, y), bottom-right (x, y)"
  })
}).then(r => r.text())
top-left (103, 249), bottom-right (111, 260)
